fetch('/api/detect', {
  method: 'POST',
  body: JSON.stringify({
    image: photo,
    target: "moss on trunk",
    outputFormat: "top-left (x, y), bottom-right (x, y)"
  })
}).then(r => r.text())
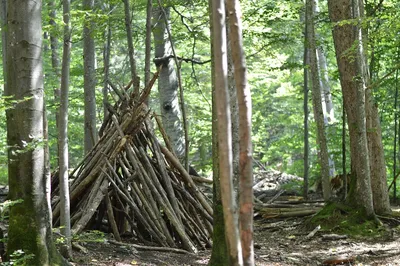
top-left (208, 199), bottom-right (229, 266)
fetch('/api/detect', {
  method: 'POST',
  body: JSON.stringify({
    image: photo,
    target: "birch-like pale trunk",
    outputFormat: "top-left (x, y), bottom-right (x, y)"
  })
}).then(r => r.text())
top-left (59, 0), bottom-right (72, 257)
top-left (307, 0), bottom-right (331, 201)
top-left (152, 6), bottom-right (185, 160)
top-left (212, 1), bottom-right (243, 265)
top-left (83, 0), bottom-right (98, 154)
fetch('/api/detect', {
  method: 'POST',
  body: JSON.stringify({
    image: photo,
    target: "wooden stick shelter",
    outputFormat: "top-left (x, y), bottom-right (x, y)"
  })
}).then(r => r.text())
top-left (51, 77), bottom-right (213, 252)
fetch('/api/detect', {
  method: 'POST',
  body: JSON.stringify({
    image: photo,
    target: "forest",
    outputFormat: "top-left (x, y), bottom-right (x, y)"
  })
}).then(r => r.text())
top-left (1, 0), bottom-right (400, 265)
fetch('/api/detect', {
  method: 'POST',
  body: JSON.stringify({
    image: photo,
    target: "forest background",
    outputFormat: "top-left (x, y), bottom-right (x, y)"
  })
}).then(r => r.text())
top-left (0, 0), bottom-right (399, 197)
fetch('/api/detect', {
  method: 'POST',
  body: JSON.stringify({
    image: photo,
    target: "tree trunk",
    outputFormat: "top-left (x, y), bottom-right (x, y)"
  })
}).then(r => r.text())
top-left (5, 1), bottom-right (67, 264)
top-left (0, 0), bottom-right (6, 91)
top-left (152, 6), bottom-right (185, 160)
top-left (357, 1), bottom-right (391, 215)
top-left (302, 0), bottom-right (310, 200)
top-left (144, 0), bottom-right (152, 89)
top-left (328, 0), bottom-right (374, 216)
top-left (314, 0), bottom-right (335, 178)
top-left (226, 1), bottom-right (254, 265)
top-left (103, 4), bottom-right (112, 122)
top-left (225, 6), bottom-right (240, 203)
top-left (307, 0), bottom-right (331, 201)
top-left (212, 1), bottom-right (243, 265)
top-left (59, 0), bottom-right (72, 257)
top-left (208, 1), bottom-right (229, 264)
top-left (123, 0), bottom-right (139, 95)
top-left (83, 0), bottom-right (98, 154)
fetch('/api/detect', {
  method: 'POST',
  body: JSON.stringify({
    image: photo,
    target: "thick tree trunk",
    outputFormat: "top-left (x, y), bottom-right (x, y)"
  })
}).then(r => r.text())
top-left (59, 0), bottom-right (72, 257)
top-left (152, 6), bottom-right (185, 160)
top-left (5, 1), bottom-right (67, 264)
top-left (307, 0), bottom-right (331, 201)
top-left (328, 0), bottom-right (374, 216)
top-left (83, 0), bottom-right (98, 154)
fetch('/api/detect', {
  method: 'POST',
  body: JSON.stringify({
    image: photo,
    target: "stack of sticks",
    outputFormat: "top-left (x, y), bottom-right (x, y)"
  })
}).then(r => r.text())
top-left (51, 77), bottom-right (213, 252)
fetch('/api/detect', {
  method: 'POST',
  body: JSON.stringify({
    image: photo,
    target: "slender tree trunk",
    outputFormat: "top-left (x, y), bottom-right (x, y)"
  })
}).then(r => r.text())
top-left (342, 103), bottom-right (347, 200)
top-left (394, 48), bottom-right (400, 200)
top-left (226, 8), bottom-right (240, 203)
top-left (226, 0), bottom-right (254, 265)
top-left (5, 1), bottom-right (67, 264)
top-left (48, 0), bottom-right (61, 163)
top-left (83, 0), bottom-right (98, 154)
top-left (212, 1), bottom-right (242, 265)
top-left (49, 0), bottom-right (60, 77)
top-left (144, 0), bottom-right (152, 89)
top-left (59, 0), bottom-right (72, 257)
top-left (307, 0), bottom-right (331, 201)
top-left (152, 6), bottom-right (185, 160)
top-left (0, 0), bottom-right (6, 91)
top-left (314, 0), bottom-right (336, 178)
top-left (328, 0), bottom-right (374, 216)
top-left (123, 0), bottom-right (139, 95)
top-left (303, 3), bottom-right (309, 199)
top-left (103, 4), bottom-right (112, 122)
top-left (208, 1), bottom-right (229, 264)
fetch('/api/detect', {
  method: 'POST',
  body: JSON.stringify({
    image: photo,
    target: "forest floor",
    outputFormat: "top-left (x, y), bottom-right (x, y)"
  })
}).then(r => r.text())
top-left (71, 208), bottom-right (400, 266)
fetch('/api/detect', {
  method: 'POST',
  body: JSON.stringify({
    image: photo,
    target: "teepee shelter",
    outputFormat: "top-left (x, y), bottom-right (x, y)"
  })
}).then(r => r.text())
top-left (51, 77), bottom-right (213, 252)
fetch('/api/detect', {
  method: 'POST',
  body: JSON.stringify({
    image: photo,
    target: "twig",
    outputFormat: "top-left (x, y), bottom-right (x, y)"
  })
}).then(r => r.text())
top-left (109, 240), bottom-right (192, 254)
top-left (305, 225), bottom-right (321, 239)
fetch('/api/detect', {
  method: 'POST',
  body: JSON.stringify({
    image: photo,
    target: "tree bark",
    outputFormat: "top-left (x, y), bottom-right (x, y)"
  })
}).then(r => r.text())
top-left (103, 4), bottom-right (112, 122)
top-left (123, 0), bottom-right (139, 96)
top-left (152, 6), bottom-right (185, 160)
top-left (0, 0), bottom-right (6, 92)
top-left (314, 0), bottom-right (336, 178)
top-left (5, 1), bottom-right (67, 264)
top-left (328, 0), bottom-right (374, 216)
top-left (83, 0), bottom-right (98, 154)
top-left (225, 11), bottom-right (240, 200)
top-left (208, 1), bottom-right (229, 264)
top-left (303, 6), bottom-right (309, 199)
top-left (226, 0), bottom-right (254, 265)
top-left (212, 0), bottom-right (243, 265)
top-left (144, 0), bottom-right (152, 89)
top-left (59, 0), bottom-right (72, 257)
top-left (307, 0), bottom-right (331, 201)
top-left (358, 0), bottom-right (391, 215)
